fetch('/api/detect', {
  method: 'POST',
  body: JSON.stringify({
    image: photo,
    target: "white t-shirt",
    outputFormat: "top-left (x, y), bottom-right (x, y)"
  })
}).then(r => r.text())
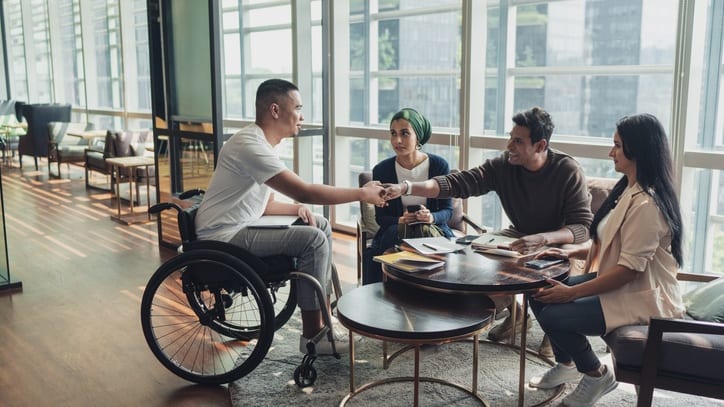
top-left (396, 156), bottom-right (429, 208)
top-left (195, 124), bottom-right (287, 242)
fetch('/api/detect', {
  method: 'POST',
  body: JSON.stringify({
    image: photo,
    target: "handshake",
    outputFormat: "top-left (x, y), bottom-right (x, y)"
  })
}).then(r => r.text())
top-left (360, 181), bottom-right (407, 206)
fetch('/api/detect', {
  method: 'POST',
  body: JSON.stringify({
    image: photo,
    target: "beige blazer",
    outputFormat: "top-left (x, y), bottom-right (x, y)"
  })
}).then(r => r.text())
top-left (584, 183), bottom-right (684, 334)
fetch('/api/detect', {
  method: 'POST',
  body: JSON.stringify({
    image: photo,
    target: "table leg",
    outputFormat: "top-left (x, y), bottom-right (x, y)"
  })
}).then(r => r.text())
top-left (145, 165), bottom-right (151, 220)
top-left (414, 345), bottom-right (420, 407)
top-left (128, 172), bottom-right (134, 215)
top-left (349, 330), bottom-right (356, 393)
top-left (473, 334), bottom-right (479, 396)
top-left (114, 165), bottom-right (121, 219)
top-left (518, 295), bottom-right (530, 407)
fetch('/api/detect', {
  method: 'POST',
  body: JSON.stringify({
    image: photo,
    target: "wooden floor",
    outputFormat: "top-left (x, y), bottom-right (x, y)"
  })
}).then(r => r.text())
top-left (0, 160), bottom-right (359, 407)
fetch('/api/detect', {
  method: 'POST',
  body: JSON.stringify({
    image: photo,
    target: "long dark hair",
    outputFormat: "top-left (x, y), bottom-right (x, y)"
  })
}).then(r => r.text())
top-left (590, 113), bottom-right (683, 266)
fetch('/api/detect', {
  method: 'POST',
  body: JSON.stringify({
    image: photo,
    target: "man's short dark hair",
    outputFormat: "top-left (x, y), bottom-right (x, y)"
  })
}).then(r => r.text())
top-left (255, 79), bottom-right (299, 119)
top-left (512, 106), bottom-right (555, 144)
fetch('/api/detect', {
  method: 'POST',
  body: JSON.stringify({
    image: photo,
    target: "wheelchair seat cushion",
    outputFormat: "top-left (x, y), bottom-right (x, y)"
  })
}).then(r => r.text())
top-left (184, 240), bottom-right (295, 281)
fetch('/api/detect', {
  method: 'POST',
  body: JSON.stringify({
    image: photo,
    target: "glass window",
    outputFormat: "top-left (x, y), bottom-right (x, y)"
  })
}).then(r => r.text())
top-left (30, 0), bottom-right (53, 102)
top-left (57, 0), bottom-right (85, 107)
top-left (129, 0), bottom-right (151, 112)
top-left (348, 2), bottom-right (462, 127)
top-left (86, 1), bottom-right (123, 109)
top-left (504, 0), bottom-right (678, 140)
top-left (4, 0), bottom-right (28, 101)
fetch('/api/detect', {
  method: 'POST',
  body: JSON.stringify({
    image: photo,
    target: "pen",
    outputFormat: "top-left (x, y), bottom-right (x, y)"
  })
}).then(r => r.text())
top-left (487, 238), bottom-right (494, 243)
top-left (423, 243), bottom-right (441, 251)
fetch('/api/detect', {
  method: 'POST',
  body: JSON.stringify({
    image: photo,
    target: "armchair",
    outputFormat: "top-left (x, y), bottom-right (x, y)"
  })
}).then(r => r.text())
top-left (47, 121), bottom-right (94, 177)
top-left (604, 273), bottom-right (724, 406)
top-left (19, 103), bottom-right (72, 170)
top-left (0, 107), bottom-right (26, 164)
top-left (356, 170), bottom-right (486, 284)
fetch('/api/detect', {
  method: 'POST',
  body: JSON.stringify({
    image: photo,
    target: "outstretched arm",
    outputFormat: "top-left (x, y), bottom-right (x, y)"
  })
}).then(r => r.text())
top-left (266, 169), bottom-right (385, 205)
top-left (384, 179), bottom-right (440, 200)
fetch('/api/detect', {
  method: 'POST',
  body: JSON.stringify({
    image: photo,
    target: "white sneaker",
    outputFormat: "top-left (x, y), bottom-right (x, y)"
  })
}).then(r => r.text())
top-left (299, 330), bottom-right (349, 356)
top-left (562, 366), bottom-right (618, 407)
top-left (529, 363), bottom-right (582, 389)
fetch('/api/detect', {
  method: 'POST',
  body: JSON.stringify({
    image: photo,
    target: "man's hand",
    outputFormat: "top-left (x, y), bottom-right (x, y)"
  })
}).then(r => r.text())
top-left (532, 278), bottom-right (577, 303)
top-left (296, 205), bottom-right (316, 227)
top-left (510, 233), bottom-right (547, 254)
top-left (361, 181), bottom-right (386, 206)
top-left (383, 183), bottom-right (404, 200)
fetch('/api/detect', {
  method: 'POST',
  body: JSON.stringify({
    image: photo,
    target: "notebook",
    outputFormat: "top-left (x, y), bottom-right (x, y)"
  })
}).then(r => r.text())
top-left (373, 250), bottom-right (445, 273)
top-left (247, 216), bottom-right (304, 229)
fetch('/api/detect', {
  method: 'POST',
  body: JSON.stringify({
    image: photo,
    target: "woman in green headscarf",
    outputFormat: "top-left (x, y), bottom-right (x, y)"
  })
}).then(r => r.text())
top-left (363, 108), bottom-right (453, 284)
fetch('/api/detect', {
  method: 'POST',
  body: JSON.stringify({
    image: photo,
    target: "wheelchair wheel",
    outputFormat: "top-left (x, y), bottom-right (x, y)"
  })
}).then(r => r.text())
top-left (140, 249), bottom-right (275, 384)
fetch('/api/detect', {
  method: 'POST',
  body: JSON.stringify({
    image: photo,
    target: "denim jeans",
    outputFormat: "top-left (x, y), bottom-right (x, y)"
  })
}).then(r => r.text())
top-left (363, 224), bottom-right (399, 285)
top-left (229, 215), bottom-right (332, 311)
top-left (528, 273), bottom-right (606, 373)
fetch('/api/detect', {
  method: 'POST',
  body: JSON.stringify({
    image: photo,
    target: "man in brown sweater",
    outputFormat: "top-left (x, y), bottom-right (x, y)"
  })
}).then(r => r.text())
top-left (383, 106), bottom-right (593, 351)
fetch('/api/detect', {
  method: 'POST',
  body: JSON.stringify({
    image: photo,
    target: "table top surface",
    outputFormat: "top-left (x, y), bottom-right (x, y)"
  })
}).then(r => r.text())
top-left (337, 281), bottom-right (495, 342)
top-left (105, 156), bottom-right (155, 167)
top-left (383, 245), bottom-right (569, 294)
top-left (66, 129), bottom-right (107, 138)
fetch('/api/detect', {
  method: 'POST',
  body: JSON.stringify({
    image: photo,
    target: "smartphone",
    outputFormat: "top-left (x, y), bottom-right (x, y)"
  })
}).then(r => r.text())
top-left (406, 205), bottom-right (422, 213)
top-left (524, 256), bottom-right (565, 270)
top-left (455, 235), bottom-right (479, 245)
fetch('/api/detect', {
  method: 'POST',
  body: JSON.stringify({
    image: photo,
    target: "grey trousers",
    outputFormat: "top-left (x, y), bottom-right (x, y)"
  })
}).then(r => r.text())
top-left (229, 215), bottom-right (332, 311)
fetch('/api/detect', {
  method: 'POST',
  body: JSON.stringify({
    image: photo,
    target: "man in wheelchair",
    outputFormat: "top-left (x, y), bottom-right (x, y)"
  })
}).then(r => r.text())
top-left (194, 79), bottom-right (386, 356)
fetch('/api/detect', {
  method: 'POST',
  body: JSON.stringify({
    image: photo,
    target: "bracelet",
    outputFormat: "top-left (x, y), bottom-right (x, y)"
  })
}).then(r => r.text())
top-left (403, 180), bottom-right (412, 196)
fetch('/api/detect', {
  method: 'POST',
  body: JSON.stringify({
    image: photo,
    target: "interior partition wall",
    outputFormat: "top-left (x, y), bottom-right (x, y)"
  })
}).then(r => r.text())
top-left (147, 0), bottom-right (223, 248)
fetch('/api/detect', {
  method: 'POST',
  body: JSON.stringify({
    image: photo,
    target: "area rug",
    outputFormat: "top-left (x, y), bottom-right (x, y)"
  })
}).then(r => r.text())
top-left (230, 312), bottom-right (724, 407)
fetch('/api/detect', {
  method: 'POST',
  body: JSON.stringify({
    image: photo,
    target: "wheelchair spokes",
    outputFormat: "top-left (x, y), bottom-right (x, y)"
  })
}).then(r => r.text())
top-left (141, 250), bottom-right (274, 384)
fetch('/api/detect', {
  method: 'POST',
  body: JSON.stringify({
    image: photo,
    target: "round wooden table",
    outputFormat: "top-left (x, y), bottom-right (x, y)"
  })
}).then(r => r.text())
top-left (336, 280), bottom-right (496, 406)
top-left (382, 245), bottom-right (570, 407)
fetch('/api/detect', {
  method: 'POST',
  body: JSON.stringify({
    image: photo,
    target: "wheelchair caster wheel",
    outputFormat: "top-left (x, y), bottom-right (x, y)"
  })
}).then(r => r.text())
top-left (293, 365), bottom-right (317, 387)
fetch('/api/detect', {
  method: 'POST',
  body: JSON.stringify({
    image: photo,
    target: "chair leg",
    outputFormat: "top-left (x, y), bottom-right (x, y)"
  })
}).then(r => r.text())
top-left (636, 383), bottom-right (655, 407)
top-left (34, 156), bottom-right (38, 170)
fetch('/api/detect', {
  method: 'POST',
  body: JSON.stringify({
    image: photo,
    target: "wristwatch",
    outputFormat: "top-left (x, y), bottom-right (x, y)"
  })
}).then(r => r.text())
top-left (403, 180), bottom-right (412, 196)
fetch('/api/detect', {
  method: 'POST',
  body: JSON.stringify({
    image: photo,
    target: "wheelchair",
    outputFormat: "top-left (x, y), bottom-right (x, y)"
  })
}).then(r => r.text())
top-left (140, 189), bottom-right (343, 387)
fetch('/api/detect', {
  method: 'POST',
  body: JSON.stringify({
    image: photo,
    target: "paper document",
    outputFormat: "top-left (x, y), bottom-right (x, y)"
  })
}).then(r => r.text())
top-left (402, 237), bottom-right (466, 255)
top-left (373, 251), bottom-right (445, 272)
top-left (473, 247), bottom-right (523, 258)
top-left (470, 233), bottom-right (524, 257)
top-left (247, 216), bottom-right (303, 229)
top-left (471, 233), bottom-right (517, 250)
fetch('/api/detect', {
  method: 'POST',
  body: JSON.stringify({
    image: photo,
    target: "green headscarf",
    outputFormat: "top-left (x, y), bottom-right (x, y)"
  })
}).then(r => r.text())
top-left (391, 108), bottom-right (431, 146)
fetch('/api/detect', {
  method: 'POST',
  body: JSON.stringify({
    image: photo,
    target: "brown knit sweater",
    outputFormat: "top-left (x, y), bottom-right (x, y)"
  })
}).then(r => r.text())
top-left (434, 149), bottom-right (593, 243)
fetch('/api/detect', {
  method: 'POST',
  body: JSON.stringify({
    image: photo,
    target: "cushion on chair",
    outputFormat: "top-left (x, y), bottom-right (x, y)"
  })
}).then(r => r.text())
top-left (587, 177), bottom-right (616, 215)
top-left (683, 276), bottom-right (724, 323)
top-left (113, 129), bottom-right (151, 157)
top-left (358, 172), bottom-right (380, 236)
top-left (604, 324), bottom-right (724, 382)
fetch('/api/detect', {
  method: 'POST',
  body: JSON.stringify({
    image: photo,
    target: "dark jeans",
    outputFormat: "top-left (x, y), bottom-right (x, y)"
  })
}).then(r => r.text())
top-left (362, 225), bottom-right (399, 285)
top-left (528, 273), bottom-right (606, 373)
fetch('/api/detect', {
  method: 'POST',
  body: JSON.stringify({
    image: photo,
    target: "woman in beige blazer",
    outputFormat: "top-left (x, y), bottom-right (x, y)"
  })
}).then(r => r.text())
top-left (527, 113), bottom-right (685, 407)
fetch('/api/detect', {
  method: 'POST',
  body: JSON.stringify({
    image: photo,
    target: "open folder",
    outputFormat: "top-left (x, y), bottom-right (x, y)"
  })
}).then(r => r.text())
top-left (247, 216), bottom-right (304, 229)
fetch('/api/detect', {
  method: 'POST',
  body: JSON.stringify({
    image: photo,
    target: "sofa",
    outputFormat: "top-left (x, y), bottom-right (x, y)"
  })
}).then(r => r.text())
top-left (19, 103), bottom-right (72, 170)
top-left (47, 121), bottom-right (94, 177)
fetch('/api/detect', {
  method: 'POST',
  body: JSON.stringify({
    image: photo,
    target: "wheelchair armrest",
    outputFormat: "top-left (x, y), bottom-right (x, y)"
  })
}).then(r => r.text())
top-left (150, 202), bottom-right (183, 215)
top-left (179, 188), bottom-right (205, 200)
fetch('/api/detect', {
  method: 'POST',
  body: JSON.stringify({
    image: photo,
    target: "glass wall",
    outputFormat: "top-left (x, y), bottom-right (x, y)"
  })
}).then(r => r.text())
top-left (1, 0), bottom-right (722, 274)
